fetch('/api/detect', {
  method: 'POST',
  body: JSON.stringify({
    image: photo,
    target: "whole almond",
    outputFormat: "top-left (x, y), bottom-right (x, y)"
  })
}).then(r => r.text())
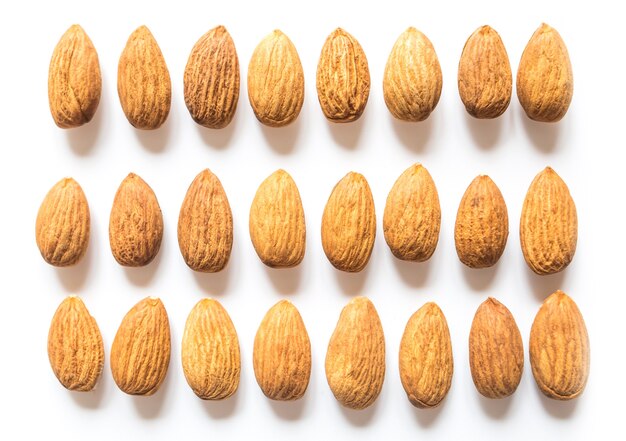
top-left (517, 24), bottom-right (573, 122)
top-left (316, 28), bottom-right (370, 123)
top-left (184, 26), bottom-right (240, 129)
top-left (321, 172), bottom-right (376, 272)
top-left (249, 169), bottom-right (305, 268)
top-left (383, 27), bottom-right (442, 122)
top-left (469, 298), bottom-right (523, 399)
top-left (48, 296), bottom-right (104, 391)
top-left (399, 302), bottom-right (453, 408)
top-left (118, 26), bottom-right (171, 129)
top-left (383, 163), bottom-right (441, 262)
top-left (520, 167), bottom-right (577, 275)
top-left (36, 177), bottom-right (90, 267)
top-left (458, 25), bottom-right (512, 119)
top-left (530, 290), bottom-right (589, 400)
top-left (455, 175), bottom-right (508, 268)
top-left (110, 297), bottom-right (171, 396)
top-left (253, 300), bottom-right (311, 401)
top-left (109, 173), bottom-right (163, 267)
top-left (326, 297), bottom-right (385, 410)
top-left (48, 25), bottom-right (101, 128)
top-left (182, 299), bottom-right (241, 400)
top-left (178, 169), bottom-right (233, 272)
top-left (247, 30), bottom-right (304, 127)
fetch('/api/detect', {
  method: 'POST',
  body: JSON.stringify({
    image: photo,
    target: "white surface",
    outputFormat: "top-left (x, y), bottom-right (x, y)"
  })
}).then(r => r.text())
top-left (1, 0), bottom-right (623, 439)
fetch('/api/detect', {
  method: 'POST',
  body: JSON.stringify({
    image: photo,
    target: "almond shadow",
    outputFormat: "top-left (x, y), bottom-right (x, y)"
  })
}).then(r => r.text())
top-left (389, 112), bottom-right (435, 153)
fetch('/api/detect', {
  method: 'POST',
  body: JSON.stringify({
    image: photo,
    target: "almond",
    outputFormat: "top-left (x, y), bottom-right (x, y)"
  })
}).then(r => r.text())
top-left (184, 25), bottom-right (240, 129)
top-left (520, 167), bottom-right (577, 275)
top-left (48, 25), bottom-right (101, 128)
top-left (36, 177), bottom-right (90, 267)
top-left (178, 169), bottom-right (233, 272)
top-left (249, 169), bottom-right (305, 268)
top-left (182, 299), bottom-right (241, 400)
top-left (48, 296), bottom-right (104, 391)
top-left (383, 27), bottom-right (442, 122)
top-left (253, 300), bottom-right (311, 401)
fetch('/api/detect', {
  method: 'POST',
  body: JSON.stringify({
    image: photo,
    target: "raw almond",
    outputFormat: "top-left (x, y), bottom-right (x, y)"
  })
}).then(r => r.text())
top-left (178, 169), bottom-right (233, 272)
top-left (36, 177), bottom-right (90, 267)
top-left (48, 25), bottom-right (101, 128)
top-left (48, 296), bottom-right (104, 391)
top-left (249, 169), bottom-right (305, 268)
top-left (520, 167), bottom-right (577, 275)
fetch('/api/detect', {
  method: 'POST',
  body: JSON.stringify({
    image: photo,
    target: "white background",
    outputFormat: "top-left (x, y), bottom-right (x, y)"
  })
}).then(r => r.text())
top-left (1, 0), bottom-right (623, 439)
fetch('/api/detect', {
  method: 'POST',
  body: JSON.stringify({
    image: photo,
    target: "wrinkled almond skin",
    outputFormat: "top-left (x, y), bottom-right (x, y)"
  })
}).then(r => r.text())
top-left (118, 26), bottom-right (171, 129)
top-left (321, 172), bottom-right (376, 272)
top-left (383, 163), bottom-right (441, 262)
top-left (182, 299), bottom-right (241, 400)
top-left (383, 27), bottom-right (442, 122)
top-left (316, 28), bottom-right (370, 123)
top-left (253, 301), bottom-right (311, 401)
top-left (326, 297), bottom-right (385, 410)
top-left (399, 302), bottom-right (453, 408)
top-left (48, 25), bottom-right (101, 128)
top-left (530, 290), bottom-right (589, 400)
top-left (469, 298), bottom-right (524, 399)
top-left (184, 26), bottom-right (240, 129)
top-left (458, 25), bottom-right (512, 119)
top-left (109, 173), bottom-right (163, 267)
top-left (520, 167), bottom-right (577, 275)
top-left (178, 169), bottom-right (233, 272)
top-left (36, 177), bottom-right (90, 267)
top-left (48, 296), bottom-right (104, 391)
top-left (517, 24), bottom-right (573, 122)
top-left (110, 297), bottom-right (171, 396)
top-left (247, 30), bottom-right (304, 127)
top-left (455, 175), bottom-right (508, 268)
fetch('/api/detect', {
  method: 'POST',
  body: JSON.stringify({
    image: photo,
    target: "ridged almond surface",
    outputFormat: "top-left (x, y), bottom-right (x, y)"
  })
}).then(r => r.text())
top-left (48, 296), bottom-right (104, 391)
top-left (178, 169), bottom-right (233, 272)
top-left (399, 302), bottom-right (453, 408)
top-left (253, 300), bottom-right (311, 401)
top-left (326, 297), bottom-right (385, 410)
top-left (182, 299), bottom-right (241, 400)
top-left (48, 25), bottom-right (101, 128)
top-left (36, 177), bottom-right (90, 267)
top-left (383, 163), bottom-right (441, 262)
top-left (383, 27), bottom-right (442, 122)
top-left (520, 167), bottom-right (577, 275)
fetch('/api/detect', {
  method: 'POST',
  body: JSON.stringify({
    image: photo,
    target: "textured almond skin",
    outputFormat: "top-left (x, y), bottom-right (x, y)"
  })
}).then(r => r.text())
top-left (517, 24), bottom-right (573, 122)
top-left (326, 297), bottom-right (385, 410)
top-left (249, 170), bottom-right (305, 268)
top-left (118, 26), bottom-right (171, 129)
top-left (458, 25), bottom-right (512, 119)
top-left (383, 163), bottom-right (441, 262)
top-left (36, 178), bottom-right (90, 267)
top-left (109, 173), bottom-right (163, 267)
top-left (520, 167), bottom-right (577, 275)
top-left (383, 27), bottom-right (442, 122)
top-left (530, 290), bottom-right (589, 400)
top-left (321, 172), bottom-right (376, 272)
top-left (253, 301), bottom-right (311, 401)
top-left (399, 303), bottom-right (453, 408)
top-left (110, 297), bottom-right (171, 396)
top-left (182, 299), bottom-right (241, 400)
top-left (184, 26), bottom-right (240, 129)
top-left (316, 28), bottom-right (370, 123)
top-left (247, 30), bottom-right (304, 127)
top-left (178, 169), bottom-right (233, 272)
top-left (48, 296), bottom-right (104, 391)
top-left (48, 25), bottom-right (101, 128)
top-left (469, 298), bottom-right (524, 399)
top-left (455, 175), bottom-right (508, 268)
